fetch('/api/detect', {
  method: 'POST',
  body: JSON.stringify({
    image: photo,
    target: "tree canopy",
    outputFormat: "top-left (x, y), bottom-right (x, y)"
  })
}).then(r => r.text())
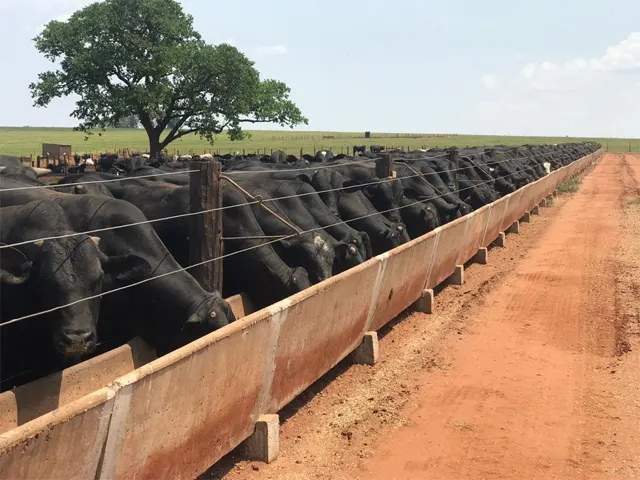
top-left (31, 0), bottom-right (307, 157)
top-left (115, 115), bottom-right (139, 129)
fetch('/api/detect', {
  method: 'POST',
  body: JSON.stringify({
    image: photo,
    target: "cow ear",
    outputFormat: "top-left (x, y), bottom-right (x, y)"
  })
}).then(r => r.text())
top-left (296, 173), bottom-right (312, 184)
top-left (0, 247), bottom-right (32, 285)
top-left (102, 254), bottom-right (152, 286)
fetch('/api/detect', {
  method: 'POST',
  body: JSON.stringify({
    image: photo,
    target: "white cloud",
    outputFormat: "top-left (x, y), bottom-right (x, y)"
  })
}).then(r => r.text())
top-left (255, 45), bottom-right (288, 56)
top-left (480, 74), bottom-right (497, 90)
top-left (521, 63), bottom-right (535, 79)
top-left (468, 32), bottom-right (640, 137)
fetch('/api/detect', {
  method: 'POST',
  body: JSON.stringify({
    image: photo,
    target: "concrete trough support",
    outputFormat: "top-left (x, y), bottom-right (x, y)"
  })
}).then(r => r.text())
top-left (507, 221), bottom-right (520, 234)
top-left (412, 289), bottom-right (434, 314)
top-left (552, 190), bottom-right (558, 198)
top-left (521, 211), bottom-right (531, 223)
top-left (540, 198), bottom-right (548, 207)
top-left (447, 265), bottom-right (464, 286)
top-left (352, 332), bottom-right (379, 366)
top-left (494, 232), bottom-right (506, 247)
top-left (531, 205), bottom-right (540, 215)
top-left (474, 247), bottom-right (488, 265)
top-left (241, 414), bottom-right (280, 464)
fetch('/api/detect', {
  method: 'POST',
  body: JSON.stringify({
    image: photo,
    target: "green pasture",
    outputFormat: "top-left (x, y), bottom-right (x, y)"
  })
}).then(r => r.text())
top-left (0, 127), bottom-right (636, 158)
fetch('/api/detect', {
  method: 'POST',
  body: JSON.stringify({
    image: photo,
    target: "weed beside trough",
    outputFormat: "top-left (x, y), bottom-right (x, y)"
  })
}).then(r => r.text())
top-left (558, 178), bottom-right (583, 195)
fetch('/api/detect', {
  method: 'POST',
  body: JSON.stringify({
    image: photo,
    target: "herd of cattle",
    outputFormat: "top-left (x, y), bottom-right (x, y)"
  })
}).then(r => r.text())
top-left (0, 142), bottom-right (600, 389)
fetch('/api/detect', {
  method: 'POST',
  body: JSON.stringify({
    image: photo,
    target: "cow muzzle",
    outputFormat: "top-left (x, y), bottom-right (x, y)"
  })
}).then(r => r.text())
top-left (55, 329), bottom-right (97, 357)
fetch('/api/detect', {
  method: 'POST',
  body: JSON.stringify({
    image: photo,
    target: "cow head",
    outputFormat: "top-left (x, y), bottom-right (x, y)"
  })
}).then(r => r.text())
top-left (285, 266), bottom-right (312, 294)
top-left (281, 234), bottom-right (335, 284)
top-left (21, 235), bottom-right (107, 357)
top-left (333, 240), bottom-right (364, 273)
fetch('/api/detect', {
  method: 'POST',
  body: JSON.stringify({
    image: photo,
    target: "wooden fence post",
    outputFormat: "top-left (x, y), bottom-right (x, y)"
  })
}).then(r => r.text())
top-left (447, 148), bottom-right (459, 192)
top-left (376, 153), bottom-right (393, 178)
top-left (189, 159), bottom-right (223, 293)
top-left (300, 147), bottom-right (303, 159)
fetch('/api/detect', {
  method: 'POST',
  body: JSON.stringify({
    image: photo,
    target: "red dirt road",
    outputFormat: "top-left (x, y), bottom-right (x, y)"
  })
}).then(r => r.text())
top-left (211, 154), bottom-right (640, 480)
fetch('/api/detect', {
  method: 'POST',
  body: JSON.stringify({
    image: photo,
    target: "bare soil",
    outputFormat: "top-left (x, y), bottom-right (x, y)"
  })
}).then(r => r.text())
top-left (206, 154), bottom-right (640, 480)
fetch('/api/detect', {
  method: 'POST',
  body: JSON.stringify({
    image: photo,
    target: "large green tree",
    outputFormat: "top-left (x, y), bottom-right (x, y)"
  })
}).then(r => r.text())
top-left (31, 0), bottom-right (307, 158)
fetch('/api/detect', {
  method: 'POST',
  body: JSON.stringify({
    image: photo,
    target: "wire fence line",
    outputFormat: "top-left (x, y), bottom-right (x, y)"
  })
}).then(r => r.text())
top-left (1, 159), bottom-right (572, 327)
top-left (0, 149), bottom-right (573, 251)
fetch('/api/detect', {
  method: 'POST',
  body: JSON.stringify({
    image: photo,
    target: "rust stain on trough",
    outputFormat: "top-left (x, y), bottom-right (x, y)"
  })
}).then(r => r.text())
top-left (267, 260), bottom-right (381, 412)
top-left (482, 197), bottom-right (510, 248)
top-left (368, 232), bottom-right (439, 332)
top-left (103, 316), bottom-right (274, 480)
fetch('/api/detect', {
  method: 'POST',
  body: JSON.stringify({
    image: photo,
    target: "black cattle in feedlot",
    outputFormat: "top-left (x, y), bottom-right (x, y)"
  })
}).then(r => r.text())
top-left (0, 173), bottom-right (235, 379)
top-left (353, 145), bottom-right (367, 155)
top-left (0, 201), bottom-right (107, 388)
top-left (57, 172), bottom-right (313, 308)
top-left (0, 141), bottom-right (599, 389)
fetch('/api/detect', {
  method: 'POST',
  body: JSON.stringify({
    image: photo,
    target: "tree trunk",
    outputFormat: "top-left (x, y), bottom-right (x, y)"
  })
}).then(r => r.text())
top-left (148, 130), bottom-right (162, 160)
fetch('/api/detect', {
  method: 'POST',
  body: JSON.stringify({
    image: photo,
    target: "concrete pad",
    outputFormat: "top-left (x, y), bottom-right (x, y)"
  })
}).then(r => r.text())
top-left (521, 211), bottom-right (531, 223)
top-left (508, 221), bottom-right (520, 234)
top-left (531, 205), bottom-right (540, 215)
top-left (539, 198), bottom-right (548, 208)
top-left (447, 265), bottom-right (464, 286)
top-left (241, 414), bottom-right (280, 464)
top-left (352, 332), bottom-right (379, 366)
top-left (412, 289), bottom-right (434, 314)
top-left (494, 232), bottom-right (506, 247)
top-left (474, 247), bottom-right (488, 265)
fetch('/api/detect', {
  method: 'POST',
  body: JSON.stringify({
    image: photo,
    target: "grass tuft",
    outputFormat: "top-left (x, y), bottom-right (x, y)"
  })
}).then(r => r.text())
top-left (557, 178), bottom-right (583, 195)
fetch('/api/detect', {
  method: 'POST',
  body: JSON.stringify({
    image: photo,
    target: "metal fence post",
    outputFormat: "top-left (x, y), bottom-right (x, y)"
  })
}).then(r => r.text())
top-left (189, 159), bottom-right (223, 293)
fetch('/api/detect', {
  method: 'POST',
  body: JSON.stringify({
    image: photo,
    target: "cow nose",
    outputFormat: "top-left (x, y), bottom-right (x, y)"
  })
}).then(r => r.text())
top-left (57, 329), bottom-right (97, 356)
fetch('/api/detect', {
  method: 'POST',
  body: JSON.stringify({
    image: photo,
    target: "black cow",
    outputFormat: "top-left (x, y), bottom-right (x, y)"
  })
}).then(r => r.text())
top-left (58, 173), bottom-right (312, 307)
top-left (370, 145), bottom-right (385, 154)
top-left (0, 173), bottom-right (235, 358)
top-left (353, 145), bottom-right (366, 155)
top-left (0, 201), bottom-right (107, 389)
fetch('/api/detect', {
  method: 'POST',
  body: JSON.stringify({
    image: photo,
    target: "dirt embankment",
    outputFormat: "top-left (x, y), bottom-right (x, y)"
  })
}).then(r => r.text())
top-left (207, 154), bottom-right (640, 480)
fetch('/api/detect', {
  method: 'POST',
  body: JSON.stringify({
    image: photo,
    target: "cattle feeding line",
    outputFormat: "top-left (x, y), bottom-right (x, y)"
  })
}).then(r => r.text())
top-left (0, 169), bottom-right (201, 192)
top-left (0, 166), bottom-right (553, 327)
top-left (0, 151), bottom-right (564, 251)
top-left (0, 234), bottom-right (298, 327)
top-left (223, 157), bottom-right (381, 174)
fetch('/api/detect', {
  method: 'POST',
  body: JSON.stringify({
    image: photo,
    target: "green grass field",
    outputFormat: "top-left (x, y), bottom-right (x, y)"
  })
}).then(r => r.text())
top-left (0, 127), bottom-right (637, 158)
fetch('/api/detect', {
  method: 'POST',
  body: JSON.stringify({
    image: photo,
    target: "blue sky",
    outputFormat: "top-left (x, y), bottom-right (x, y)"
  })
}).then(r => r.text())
top-left (1, 0), bottom-right (640, 137)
